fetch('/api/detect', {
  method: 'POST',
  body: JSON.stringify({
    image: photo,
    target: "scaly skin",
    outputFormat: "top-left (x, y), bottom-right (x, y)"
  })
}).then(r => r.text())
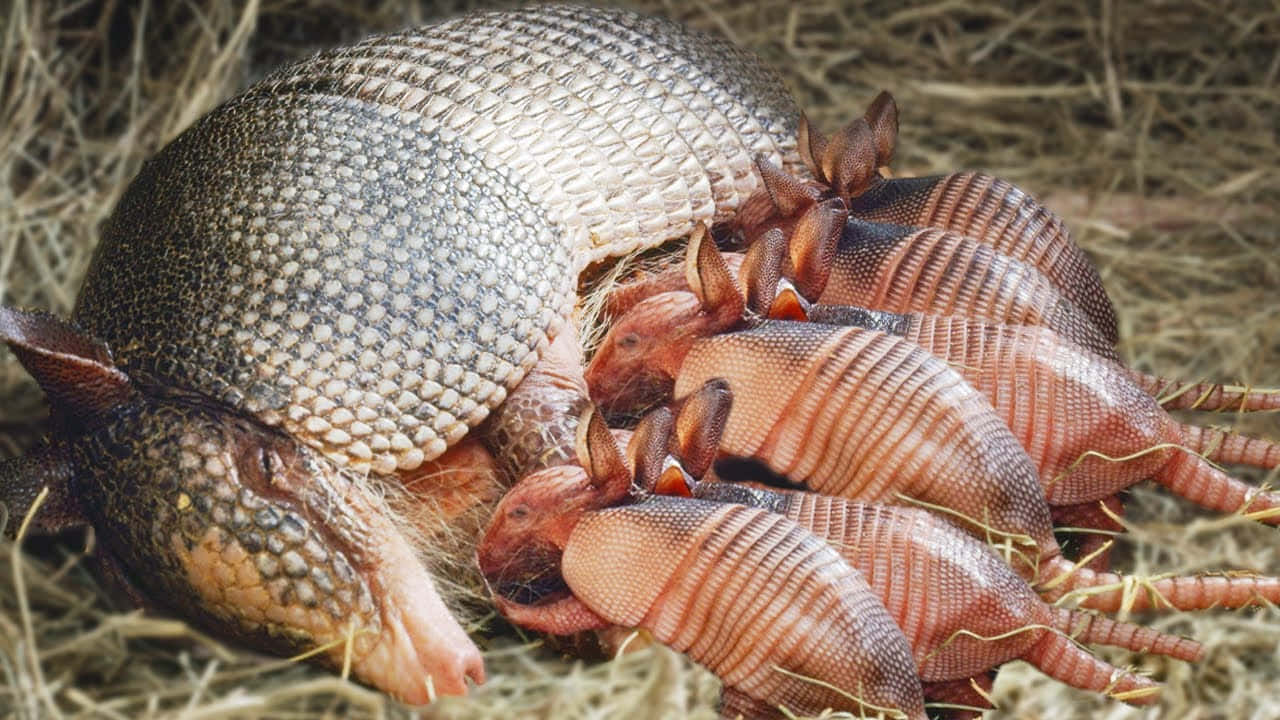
top-left (851, 172), bottom-right (1118, 345)
top-left (687, 482), bottom-right (1197, 702)
top-left (805, 308), bottom-right (1280, 509)
top-left (814, 219), bottom-right (1119, 362)
top-left (564, 499), bottom-right (929, 720)
top-left (479, 461), bottom-right (928, 720)
top-left (742, 109), bottom-right (1120, 346)
top-left (0, 5), bottom-right (802, 702)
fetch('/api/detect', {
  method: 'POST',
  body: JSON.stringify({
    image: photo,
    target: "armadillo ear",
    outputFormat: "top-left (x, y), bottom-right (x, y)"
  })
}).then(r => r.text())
top-left (753, 156), bottom-right (819, 218)
top-left (863, 90), bottom-right (899, 169)
top-left (796, 113), bottom-right (828, 183)
top-left (684, 224), bottom-right (744, 323)
top-left (0, 307), bottom-right (132, 422)
top-left (575, 406), bottom-right (632, 504)
top-left (629, 406), bottom-right (674, 492)
top-left (768, 279), bottom-right (811, 322)
top-left (789, 198), bottom-right (846, 300)
top-left (741, 228), bottom-right (787, 316)
top-left (674, 378), bottom-right (733, 478)
top-left (821, 118), bottom-right (879, 199)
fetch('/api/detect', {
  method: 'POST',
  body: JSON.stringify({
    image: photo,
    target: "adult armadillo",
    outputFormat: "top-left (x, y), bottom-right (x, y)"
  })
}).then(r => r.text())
top-left (0, 4), bottom-right (803, 704)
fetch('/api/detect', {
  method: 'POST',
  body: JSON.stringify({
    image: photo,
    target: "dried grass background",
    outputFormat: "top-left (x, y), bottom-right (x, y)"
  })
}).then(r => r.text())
top-left (2, 0), bottom-right (1278, 718)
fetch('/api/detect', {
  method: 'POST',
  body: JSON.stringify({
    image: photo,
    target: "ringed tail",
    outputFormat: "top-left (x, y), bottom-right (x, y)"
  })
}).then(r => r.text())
top-left (1154, 448), bottom-right (1280, 524)
top-left (1131, 370), bottom-right (1280, 412)
top-left (1021, 628), bottom-right (1161, 706)
top-left (1178, 422), bottom-right (1280, 470)
top-left (1040, 553), bottom-right (1280, 613)
top-left (1050, 607), bottom-right (1202, 662)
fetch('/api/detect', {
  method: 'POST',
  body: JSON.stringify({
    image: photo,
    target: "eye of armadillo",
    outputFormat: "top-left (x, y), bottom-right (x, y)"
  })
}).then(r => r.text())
top-left (68, 400), bottom-right (380, 653)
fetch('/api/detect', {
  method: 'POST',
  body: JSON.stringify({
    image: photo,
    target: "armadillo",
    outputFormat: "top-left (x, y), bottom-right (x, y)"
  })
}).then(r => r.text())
top-left (477, 407), bottom-right (930, 720)
top-left (0, 4), bottom-right (806, 704)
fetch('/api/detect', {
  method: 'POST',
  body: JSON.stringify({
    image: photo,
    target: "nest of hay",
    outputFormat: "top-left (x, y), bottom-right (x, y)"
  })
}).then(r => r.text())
top-left (2, 1), bottom-right (1276, 718)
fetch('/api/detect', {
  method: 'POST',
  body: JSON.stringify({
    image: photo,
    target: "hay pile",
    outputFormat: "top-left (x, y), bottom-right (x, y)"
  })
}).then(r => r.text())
top-left (2, 1), bottom-right (1277, 717)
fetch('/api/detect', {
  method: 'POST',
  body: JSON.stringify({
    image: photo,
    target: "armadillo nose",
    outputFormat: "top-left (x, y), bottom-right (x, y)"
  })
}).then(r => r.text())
top-left (384, 562), bottom-right (486, 702)
top-left (354, 513), bottom-right (486, 703)
top-left (408, 630), bottom-right (486, 700)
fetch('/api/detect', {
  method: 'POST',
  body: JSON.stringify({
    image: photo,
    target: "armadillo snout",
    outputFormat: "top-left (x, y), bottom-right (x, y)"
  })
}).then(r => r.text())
top-left (477, 463), bottom-right (600, 605)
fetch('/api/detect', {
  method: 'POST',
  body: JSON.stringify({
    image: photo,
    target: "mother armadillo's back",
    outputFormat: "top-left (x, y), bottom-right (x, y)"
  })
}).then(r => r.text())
top-left (72, 5), bottom-right (799, 475)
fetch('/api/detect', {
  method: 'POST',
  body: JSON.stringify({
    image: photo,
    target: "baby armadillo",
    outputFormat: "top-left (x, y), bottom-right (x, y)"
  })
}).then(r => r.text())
top-left (0, 4), bottom-right (804, 704)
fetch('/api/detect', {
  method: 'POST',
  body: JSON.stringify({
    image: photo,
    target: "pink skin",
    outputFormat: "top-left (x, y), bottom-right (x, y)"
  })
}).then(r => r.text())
top-left (587, 224), bottom-right (745, 416)
top-left (586, 291), bottom-right (710, 414)
top-left (590, 272), bottom-right (1280, 517)
top-left (740, 107), bottom-right (1121, 347)
top-left (363, 525), bottom-right (486, 702)
top-left (482, 468), bottom-right (930, 720)
top-left (477, 464), bottom-right (603, 612)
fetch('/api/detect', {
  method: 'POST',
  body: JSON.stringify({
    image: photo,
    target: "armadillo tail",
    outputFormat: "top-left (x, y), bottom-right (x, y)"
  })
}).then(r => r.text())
top-left (1022, 629), bottom-right (1161, 706)
top-left (1051, 607), bottom-right (1202, 662)
top-left (1155, 449), bottom-right (1280, 524)
top-left (1131, 370), bottom-right (1280, 412)
top-left (1178, 422), bottom-right (1280, 470)
top-left (1041, 555), bottom-right (1280, 613)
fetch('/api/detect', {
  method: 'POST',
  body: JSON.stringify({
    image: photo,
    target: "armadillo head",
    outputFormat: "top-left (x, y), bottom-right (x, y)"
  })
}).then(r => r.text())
top-left (586, 226), bottom-right (745, 416)
top-left (0, 307), bottom-right (483, 703)
top-left (477, 463), bottom-right (591, 606)
top-left (477, 407), bottom-right (632, 607)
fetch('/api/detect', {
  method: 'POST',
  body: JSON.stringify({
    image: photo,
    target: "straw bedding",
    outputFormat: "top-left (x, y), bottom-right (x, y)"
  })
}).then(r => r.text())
top-left (2, 1), bottom-right (1276, 717)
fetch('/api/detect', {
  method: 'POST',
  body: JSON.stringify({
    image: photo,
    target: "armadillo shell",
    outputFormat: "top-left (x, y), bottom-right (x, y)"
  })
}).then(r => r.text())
top-left (72, 5), bottom-right (800, 476)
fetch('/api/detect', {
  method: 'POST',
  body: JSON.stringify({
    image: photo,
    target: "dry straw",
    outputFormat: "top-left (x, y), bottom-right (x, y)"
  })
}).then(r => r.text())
top-left (2, 1), bottom-right (1277, 718)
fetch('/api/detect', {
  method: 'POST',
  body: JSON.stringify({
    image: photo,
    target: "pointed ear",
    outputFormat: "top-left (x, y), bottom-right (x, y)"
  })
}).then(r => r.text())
top-left (753, 156), bottom-right (819, 218)
top-left (1, 443), bottom-right (84, 538)
top-left (575, 406), bottom-right (631, 505)
top-left (741, 228), bottom-right (787, 315)
top-left (820, 118), bottom-right (879, 199)
top-left (789, 198), bottom-right (846, 300)
top-left (796, 113), bottom-right (829, 183)
top-left (653, 457), bottom-right (694, 498)
top-left (0, 307), bottom-right (132, 421)
top-left (768, 278), bottom-right (811, 322)
top-left (863, 91), bottom-right (899, 169)
top-left (684, 223), bottom-right (745, 323)
top-left (629, 407), bottom-right (674, 492)
top-left (674, 378), bottom-right (733, 478)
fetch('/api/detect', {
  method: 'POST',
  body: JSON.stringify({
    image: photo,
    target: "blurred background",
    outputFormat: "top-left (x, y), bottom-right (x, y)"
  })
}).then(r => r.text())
top-left (2, 1), bottom-right (1277, 718)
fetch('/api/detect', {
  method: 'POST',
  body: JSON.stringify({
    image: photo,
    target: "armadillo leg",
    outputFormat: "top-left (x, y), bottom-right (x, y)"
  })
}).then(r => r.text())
top-left (1179, 423), bottom-right (1280, 470)
top-left (1050, 608), bottom-right (1201, 662)
top-left (1021, 629), bottom-right (1161, 706)
top-left (1154, 449), bottom-right (1280, 524)
top-left (478, 318), bottom-right (590, 481)
top-left (921, 674), bottom-right (994, 720)
top-left (1050, 496), bottom-right (1125, 572)
top-left (1130, 370), bottom-right (1280, 412)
